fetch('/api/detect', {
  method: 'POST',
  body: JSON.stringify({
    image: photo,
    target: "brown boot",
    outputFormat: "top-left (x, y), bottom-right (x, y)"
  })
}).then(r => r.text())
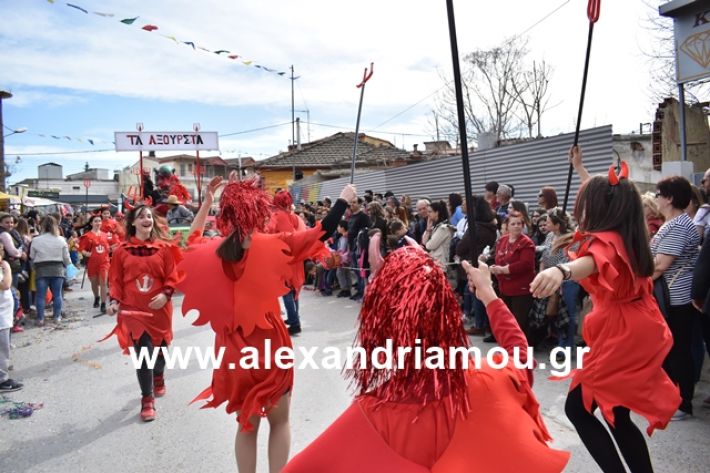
top-left (154, 374), bottom-right (166, 397)
top-left (140, 395), bottom-right (156, 422)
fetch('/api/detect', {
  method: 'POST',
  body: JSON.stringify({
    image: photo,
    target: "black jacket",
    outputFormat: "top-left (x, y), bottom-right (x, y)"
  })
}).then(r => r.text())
top-left (691, 236), bottom-right (710, 314)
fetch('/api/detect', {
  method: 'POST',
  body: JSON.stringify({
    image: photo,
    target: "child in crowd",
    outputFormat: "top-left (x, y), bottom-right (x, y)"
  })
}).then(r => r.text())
top-left (0, 246), bottom-right (22, 392)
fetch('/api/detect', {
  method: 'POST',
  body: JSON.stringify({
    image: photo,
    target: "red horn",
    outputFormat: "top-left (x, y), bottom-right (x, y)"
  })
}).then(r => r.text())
top-left (607, 165), bottom-right (619, 186)
top-left (619, 161), bottom-right (629, 179)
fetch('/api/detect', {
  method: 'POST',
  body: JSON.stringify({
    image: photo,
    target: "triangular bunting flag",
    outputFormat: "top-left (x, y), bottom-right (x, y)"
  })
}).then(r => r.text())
top-left (183, 41), bottom-right (195, 49)
top-left (66, 4), bottom-right (88, 14)
top-left (142, 24), bottom-right (158, 32)
top-left (120, 17), bottom-right (138, 24)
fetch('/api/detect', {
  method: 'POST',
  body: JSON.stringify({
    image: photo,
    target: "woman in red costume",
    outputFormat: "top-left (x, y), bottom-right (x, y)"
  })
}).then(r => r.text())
top-left (530, 145), bottom-right (681, 472)
top-left (99, 206), bottom-right (125, 251)
top-left (283, 246), bottom-right (570, 473)
top-left (104, 204), bottom-right (182, 422)
top-left (177, 177), bottom-right (356, 473)
top-left (79, 215), bottom-right (111, 313)
top-left (266, 190), bottom-right (307, 334)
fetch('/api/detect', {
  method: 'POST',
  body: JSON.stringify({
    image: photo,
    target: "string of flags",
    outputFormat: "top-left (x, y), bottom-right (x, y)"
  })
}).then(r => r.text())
top-left (29, 131), bottom-right (113, 146)
top-left (46, 1), bottom-right (291, 78)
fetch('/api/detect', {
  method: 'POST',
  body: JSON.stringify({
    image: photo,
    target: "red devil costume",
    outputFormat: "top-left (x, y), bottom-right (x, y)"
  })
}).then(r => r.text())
top-left (177, 179), bottom-right (347, 430)
top-left (100, 216), bottom-right (125, 250)
top-left (79, 230), bottom-right (110, 279)
top-left (283, 247), bottom-right (569, 472)
top-left (102, 207), bottom-right (183, 422)
top-left (104, 236), bottom-right (182, 353)
top-left (555, 164), bottom-right (680, 434)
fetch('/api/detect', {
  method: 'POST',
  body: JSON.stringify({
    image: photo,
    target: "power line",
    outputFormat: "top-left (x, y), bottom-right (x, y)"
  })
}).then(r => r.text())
top-left (518, 0), bottom-right (571, 37)
top-left (219, 122), bottom-right (291, 137)
top-left (307, 120), bottom-right (457, 138)
top-left (12, 149), bottom-right (115, 156)
top-left (369, 0), bottom-right (573, 132)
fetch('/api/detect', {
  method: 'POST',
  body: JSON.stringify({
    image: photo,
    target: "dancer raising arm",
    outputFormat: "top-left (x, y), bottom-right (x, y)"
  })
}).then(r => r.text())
top-left (283, 246), bottom-right (569, 473)
top-left (177, 177), bottom-right (355, 473)
top-left (530, 145), bottom-right (680, 473)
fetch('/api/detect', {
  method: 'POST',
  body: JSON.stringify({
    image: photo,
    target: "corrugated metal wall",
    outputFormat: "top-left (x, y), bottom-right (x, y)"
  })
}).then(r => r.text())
top-left (291, 125), bottom-right (614, 209)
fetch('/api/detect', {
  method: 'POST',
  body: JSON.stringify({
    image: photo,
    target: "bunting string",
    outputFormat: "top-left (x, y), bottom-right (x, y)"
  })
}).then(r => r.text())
top-left (45, 1), bottom-right (290, 77)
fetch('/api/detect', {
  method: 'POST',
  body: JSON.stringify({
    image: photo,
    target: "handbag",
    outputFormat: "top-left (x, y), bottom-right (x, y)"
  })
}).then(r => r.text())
top-left (652, 269), bottom-right (682, 319)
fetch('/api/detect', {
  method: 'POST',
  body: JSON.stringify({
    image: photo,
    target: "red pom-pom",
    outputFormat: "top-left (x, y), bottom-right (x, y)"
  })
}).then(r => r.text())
top-left (217, 178), bottom-right (272, 239)
top-left (347, 246), bottom-right (470, 417)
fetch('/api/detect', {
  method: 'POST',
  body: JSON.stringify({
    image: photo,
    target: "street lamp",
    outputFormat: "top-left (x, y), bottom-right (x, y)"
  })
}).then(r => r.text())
top-left (3, 127), bottom-right (27, 138)
top-left (0, 91), bottom-right (14, 192)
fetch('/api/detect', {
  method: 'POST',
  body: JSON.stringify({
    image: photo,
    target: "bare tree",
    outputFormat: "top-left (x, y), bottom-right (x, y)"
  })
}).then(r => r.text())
top-left (433, 36), bottom-right (554, 147)
top-left (462, 37), bottom-right (527, 141)
top-left (511, 60), bottom-right (553, 138)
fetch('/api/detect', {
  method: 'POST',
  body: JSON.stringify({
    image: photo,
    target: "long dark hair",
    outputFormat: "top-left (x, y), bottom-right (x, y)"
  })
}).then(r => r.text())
top-left (574, 176), bottom-right (653, 277)
top-left (216, 230), bottom-right (245, 262)
top-left (471, 195), bottom-right (495, 223)
top-left (125, 205), bottom-right (167, 241)
top-left (430, 200), bottom-right (449, 225)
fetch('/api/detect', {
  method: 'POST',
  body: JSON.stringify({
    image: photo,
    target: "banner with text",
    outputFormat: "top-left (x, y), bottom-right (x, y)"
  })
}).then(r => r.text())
top-left (114, 131), bottom-right (219, 151)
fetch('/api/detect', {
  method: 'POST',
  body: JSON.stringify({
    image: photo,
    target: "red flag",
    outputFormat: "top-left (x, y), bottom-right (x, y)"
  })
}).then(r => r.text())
top-left (142, 24), bottom-right (158, 32)
top-left (587, 0), bottom-right (601, 23)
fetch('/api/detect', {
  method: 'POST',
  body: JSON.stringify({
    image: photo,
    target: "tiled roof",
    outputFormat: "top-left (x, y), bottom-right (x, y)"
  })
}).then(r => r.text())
top-left (257, 133), bottom-right (409, 168)
top-left (224, 157), bottom-right (256, 167)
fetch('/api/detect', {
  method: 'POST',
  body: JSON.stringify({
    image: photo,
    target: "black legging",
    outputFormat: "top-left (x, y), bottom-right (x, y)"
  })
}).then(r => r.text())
top-left (134, 332), bottom-right (166, 397)
top-left (565, 385), bottom-right (652, 473)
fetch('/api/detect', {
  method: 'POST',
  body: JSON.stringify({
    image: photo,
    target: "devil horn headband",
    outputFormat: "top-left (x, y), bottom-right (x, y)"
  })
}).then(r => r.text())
top-left (608, 161), bottom-right (629, 186)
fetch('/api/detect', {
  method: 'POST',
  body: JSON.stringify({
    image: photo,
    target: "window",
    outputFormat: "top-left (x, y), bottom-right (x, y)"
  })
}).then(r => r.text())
top-left (188, 163), bottom-right (193, 173)
top-left (72, 186), bottom-right (80, 191)
top-left (180, 163), bottom-right (186, 176)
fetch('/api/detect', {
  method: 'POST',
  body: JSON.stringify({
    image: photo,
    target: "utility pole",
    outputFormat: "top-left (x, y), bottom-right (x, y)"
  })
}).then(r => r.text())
top-left (0, 91), bottom-right (12, 193)
top-left (290, 65), bottom-right (296, 182)
top-left (295, 109), bottom-right (311, 143)
top-left (290, 65), bottom-right (295, 148)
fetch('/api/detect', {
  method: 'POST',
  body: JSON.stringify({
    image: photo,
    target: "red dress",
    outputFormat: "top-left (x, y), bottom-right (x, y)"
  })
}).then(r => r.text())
top-left (283, 299), bottom-right (570, 473)
top-left (102, 237), bottom-right (182, 353)
top-left (79, 231), bottom-right (110, 278)
top-left (101, 218), bottom-right (125, 250)
top-left (564, 231), bottom-right (680, 434)
top-left (177, 226), bottom-right (329, 430)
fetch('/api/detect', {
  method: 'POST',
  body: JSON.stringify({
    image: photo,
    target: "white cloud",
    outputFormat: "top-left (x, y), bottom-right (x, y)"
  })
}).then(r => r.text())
top-left (0, 0), bottom-right (687, 167)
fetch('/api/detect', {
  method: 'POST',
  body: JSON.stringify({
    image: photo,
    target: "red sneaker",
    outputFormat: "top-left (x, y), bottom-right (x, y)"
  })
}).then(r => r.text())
top-left (153, 374), bottom-right (166, 397)
top-left (140, 395), bottom-right (156, 422)
top-left (11, 325), bottom-right (24, 333)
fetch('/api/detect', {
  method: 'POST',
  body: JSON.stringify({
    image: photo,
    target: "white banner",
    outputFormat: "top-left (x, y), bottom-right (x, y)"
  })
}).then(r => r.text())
top-left (114, 131), bottom-right (219, 151)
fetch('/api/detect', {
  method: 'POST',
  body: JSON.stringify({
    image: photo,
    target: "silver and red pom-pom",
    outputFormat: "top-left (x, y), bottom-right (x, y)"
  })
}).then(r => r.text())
top-left (348, 245), bottom-right (470, 417)
top-left (217, 178), bottom-right (272, 239)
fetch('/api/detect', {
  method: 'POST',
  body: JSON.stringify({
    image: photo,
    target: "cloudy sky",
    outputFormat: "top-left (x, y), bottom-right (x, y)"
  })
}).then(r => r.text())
top-left (1, 0), bottom-right (670, 183)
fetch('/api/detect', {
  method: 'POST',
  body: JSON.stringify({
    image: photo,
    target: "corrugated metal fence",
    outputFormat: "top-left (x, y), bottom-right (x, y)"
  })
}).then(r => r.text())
top-left (291, 125), bottom-right (614, 209)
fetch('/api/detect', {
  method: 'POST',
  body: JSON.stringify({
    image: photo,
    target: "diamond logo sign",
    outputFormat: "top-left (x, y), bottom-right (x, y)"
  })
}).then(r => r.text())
top-left (680, 30), bottom-right (710, 69)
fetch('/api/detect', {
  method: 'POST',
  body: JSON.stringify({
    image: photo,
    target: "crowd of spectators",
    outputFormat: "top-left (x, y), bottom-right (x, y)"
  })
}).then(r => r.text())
top-left (292, 167), bottom-right (710, 416)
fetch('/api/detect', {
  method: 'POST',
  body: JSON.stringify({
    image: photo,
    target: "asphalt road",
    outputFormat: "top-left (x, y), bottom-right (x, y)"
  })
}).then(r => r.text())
top-left (1, 281), bottom-right (708, 472)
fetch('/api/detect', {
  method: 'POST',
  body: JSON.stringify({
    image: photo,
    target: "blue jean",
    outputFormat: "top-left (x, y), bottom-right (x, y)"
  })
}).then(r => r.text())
top-left (36, 276), bottom-right (64, 322)
top-left (472, 293), bottom-right (489, 330)
top-left (351, 250), bottom-right (365, 296)
top-left (282, 288), bottom-right (300, 327)
top-left (559, 280), bottom-right (580, 348)
top-left (463, 285), bottom-right (474, 318)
